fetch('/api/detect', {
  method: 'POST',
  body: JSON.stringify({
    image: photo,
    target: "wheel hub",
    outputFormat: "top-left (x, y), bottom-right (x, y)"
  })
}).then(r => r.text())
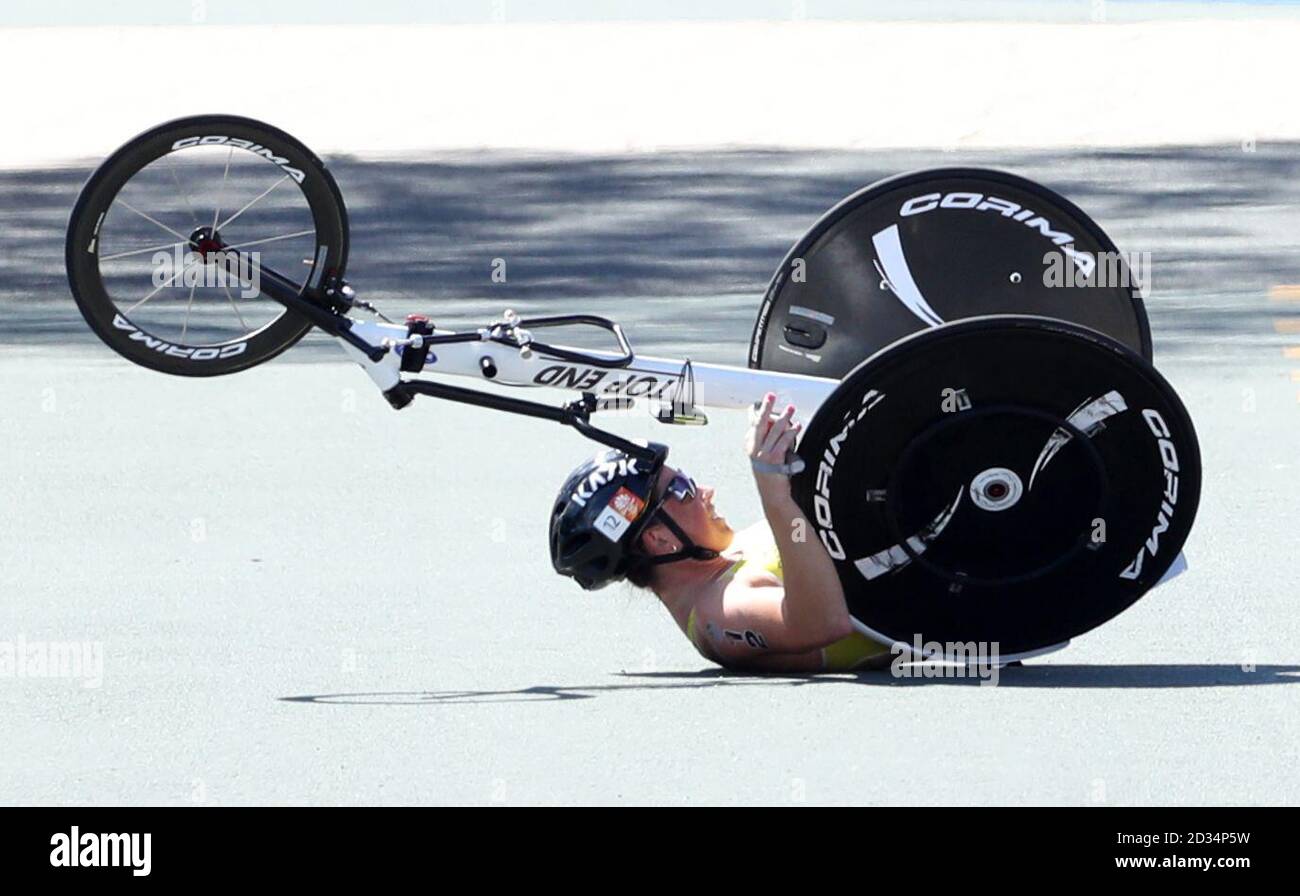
top-left (969, 467), bottom-right (1024, 512)
top-left (188, 226), bottom-right (226, 259)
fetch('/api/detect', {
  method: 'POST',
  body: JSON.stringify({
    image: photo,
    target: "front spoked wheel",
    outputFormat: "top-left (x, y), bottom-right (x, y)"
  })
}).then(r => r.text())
top-left (66, 115), bottom-right (349, 376)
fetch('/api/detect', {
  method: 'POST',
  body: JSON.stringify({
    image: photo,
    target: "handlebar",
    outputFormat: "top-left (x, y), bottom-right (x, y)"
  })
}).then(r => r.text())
top-left (503, 314), bottom-right (635, 369)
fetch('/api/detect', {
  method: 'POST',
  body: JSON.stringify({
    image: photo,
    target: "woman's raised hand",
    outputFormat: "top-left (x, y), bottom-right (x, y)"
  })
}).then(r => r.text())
top-left (746, 392), bottom-right (803, 495)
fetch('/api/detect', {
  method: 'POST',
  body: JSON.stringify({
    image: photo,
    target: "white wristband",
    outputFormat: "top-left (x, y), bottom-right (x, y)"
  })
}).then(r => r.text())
top-left (751, 455), bottom-right (806, 476)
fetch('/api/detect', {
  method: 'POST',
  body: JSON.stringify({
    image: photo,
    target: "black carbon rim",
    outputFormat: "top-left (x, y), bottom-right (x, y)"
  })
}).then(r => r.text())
top-left (66, 115), bottom-right (349, 376)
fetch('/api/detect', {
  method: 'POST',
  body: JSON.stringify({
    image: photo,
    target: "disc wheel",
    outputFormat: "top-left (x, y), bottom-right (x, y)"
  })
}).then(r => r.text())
top-left (66, 115), bottom-right (349, 376)
top-left (751, 168), bottom-right (1151, 378)
top-left (791, 316), bottom-right (1199, 655)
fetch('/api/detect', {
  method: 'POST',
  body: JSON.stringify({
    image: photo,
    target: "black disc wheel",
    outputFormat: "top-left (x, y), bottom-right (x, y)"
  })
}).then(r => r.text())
top-left (791, 316), bottom-right (1199, 655)
top-left (751, 168), bottom-right (1151, 378)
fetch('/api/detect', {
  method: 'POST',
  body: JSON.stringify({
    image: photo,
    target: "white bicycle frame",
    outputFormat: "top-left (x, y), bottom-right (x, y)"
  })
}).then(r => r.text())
top-left (340, 316), bottom-right (841, 419)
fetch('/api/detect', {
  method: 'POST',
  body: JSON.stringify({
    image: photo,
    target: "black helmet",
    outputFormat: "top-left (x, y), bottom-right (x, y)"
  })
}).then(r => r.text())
top-left (549, 442), bottom-right (717, 590)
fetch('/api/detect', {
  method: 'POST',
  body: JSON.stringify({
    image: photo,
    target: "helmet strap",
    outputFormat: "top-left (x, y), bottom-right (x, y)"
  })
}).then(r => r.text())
top-left (642, 508), bottom-right (719, 565)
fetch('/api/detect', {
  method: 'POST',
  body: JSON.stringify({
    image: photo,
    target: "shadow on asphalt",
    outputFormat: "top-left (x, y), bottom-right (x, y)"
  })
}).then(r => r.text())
top-left (279, 663), bottom-right (1300, 704)
top-left (9, 143), bottom-right (1300, 364)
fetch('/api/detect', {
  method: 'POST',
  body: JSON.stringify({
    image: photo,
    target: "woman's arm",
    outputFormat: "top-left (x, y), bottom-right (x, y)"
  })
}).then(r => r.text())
top-left (748, 394), bottom-right (855, 646)
top-left (686, 395), bottom-right (855, 669)
top-left (754, 485), bottom-right (855, 648)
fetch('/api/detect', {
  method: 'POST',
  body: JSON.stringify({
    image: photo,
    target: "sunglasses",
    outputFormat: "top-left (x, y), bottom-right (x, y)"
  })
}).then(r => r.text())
top-left (664, 471), bottom-right (698, 503)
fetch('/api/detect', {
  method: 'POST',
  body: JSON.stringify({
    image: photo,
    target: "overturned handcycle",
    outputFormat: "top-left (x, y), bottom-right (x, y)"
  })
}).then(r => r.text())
top-left (66, 115), bottom-right (1201, 662)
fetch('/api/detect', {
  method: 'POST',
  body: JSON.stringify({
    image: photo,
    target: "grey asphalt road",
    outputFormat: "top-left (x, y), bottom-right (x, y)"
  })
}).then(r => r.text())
top-left (2, 144), bottom-right (1298, 805)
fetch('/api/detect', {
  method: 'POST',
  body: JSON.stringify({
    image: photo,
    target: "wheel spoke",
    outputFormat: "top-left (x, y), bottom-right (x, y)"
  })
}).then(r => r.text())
top-left (124, 258), bottom-right (197, 314)
top-left (180, 278), bottom-right (198, 340)
top-left (165, 153), bottom-right (202, 227)
top-left (99, 239), bottom-right (187, 262)
top-left (220, 228), bottom-right (315, 252)
top-left (211, 147), bottom-right (233, 232)
top-left (221, 280), bottom-right (250, 331)
top-left (215, 175), bottom-right (290, 232)
top-left (117, 199), bottom-right (190, 243)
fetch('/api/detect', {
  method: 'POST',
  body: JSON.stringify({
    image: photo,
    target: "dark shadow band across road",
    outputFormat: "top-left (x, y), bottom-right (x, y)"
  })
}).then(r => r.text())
top-left (7, 143), bottom-right (1300, 365)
